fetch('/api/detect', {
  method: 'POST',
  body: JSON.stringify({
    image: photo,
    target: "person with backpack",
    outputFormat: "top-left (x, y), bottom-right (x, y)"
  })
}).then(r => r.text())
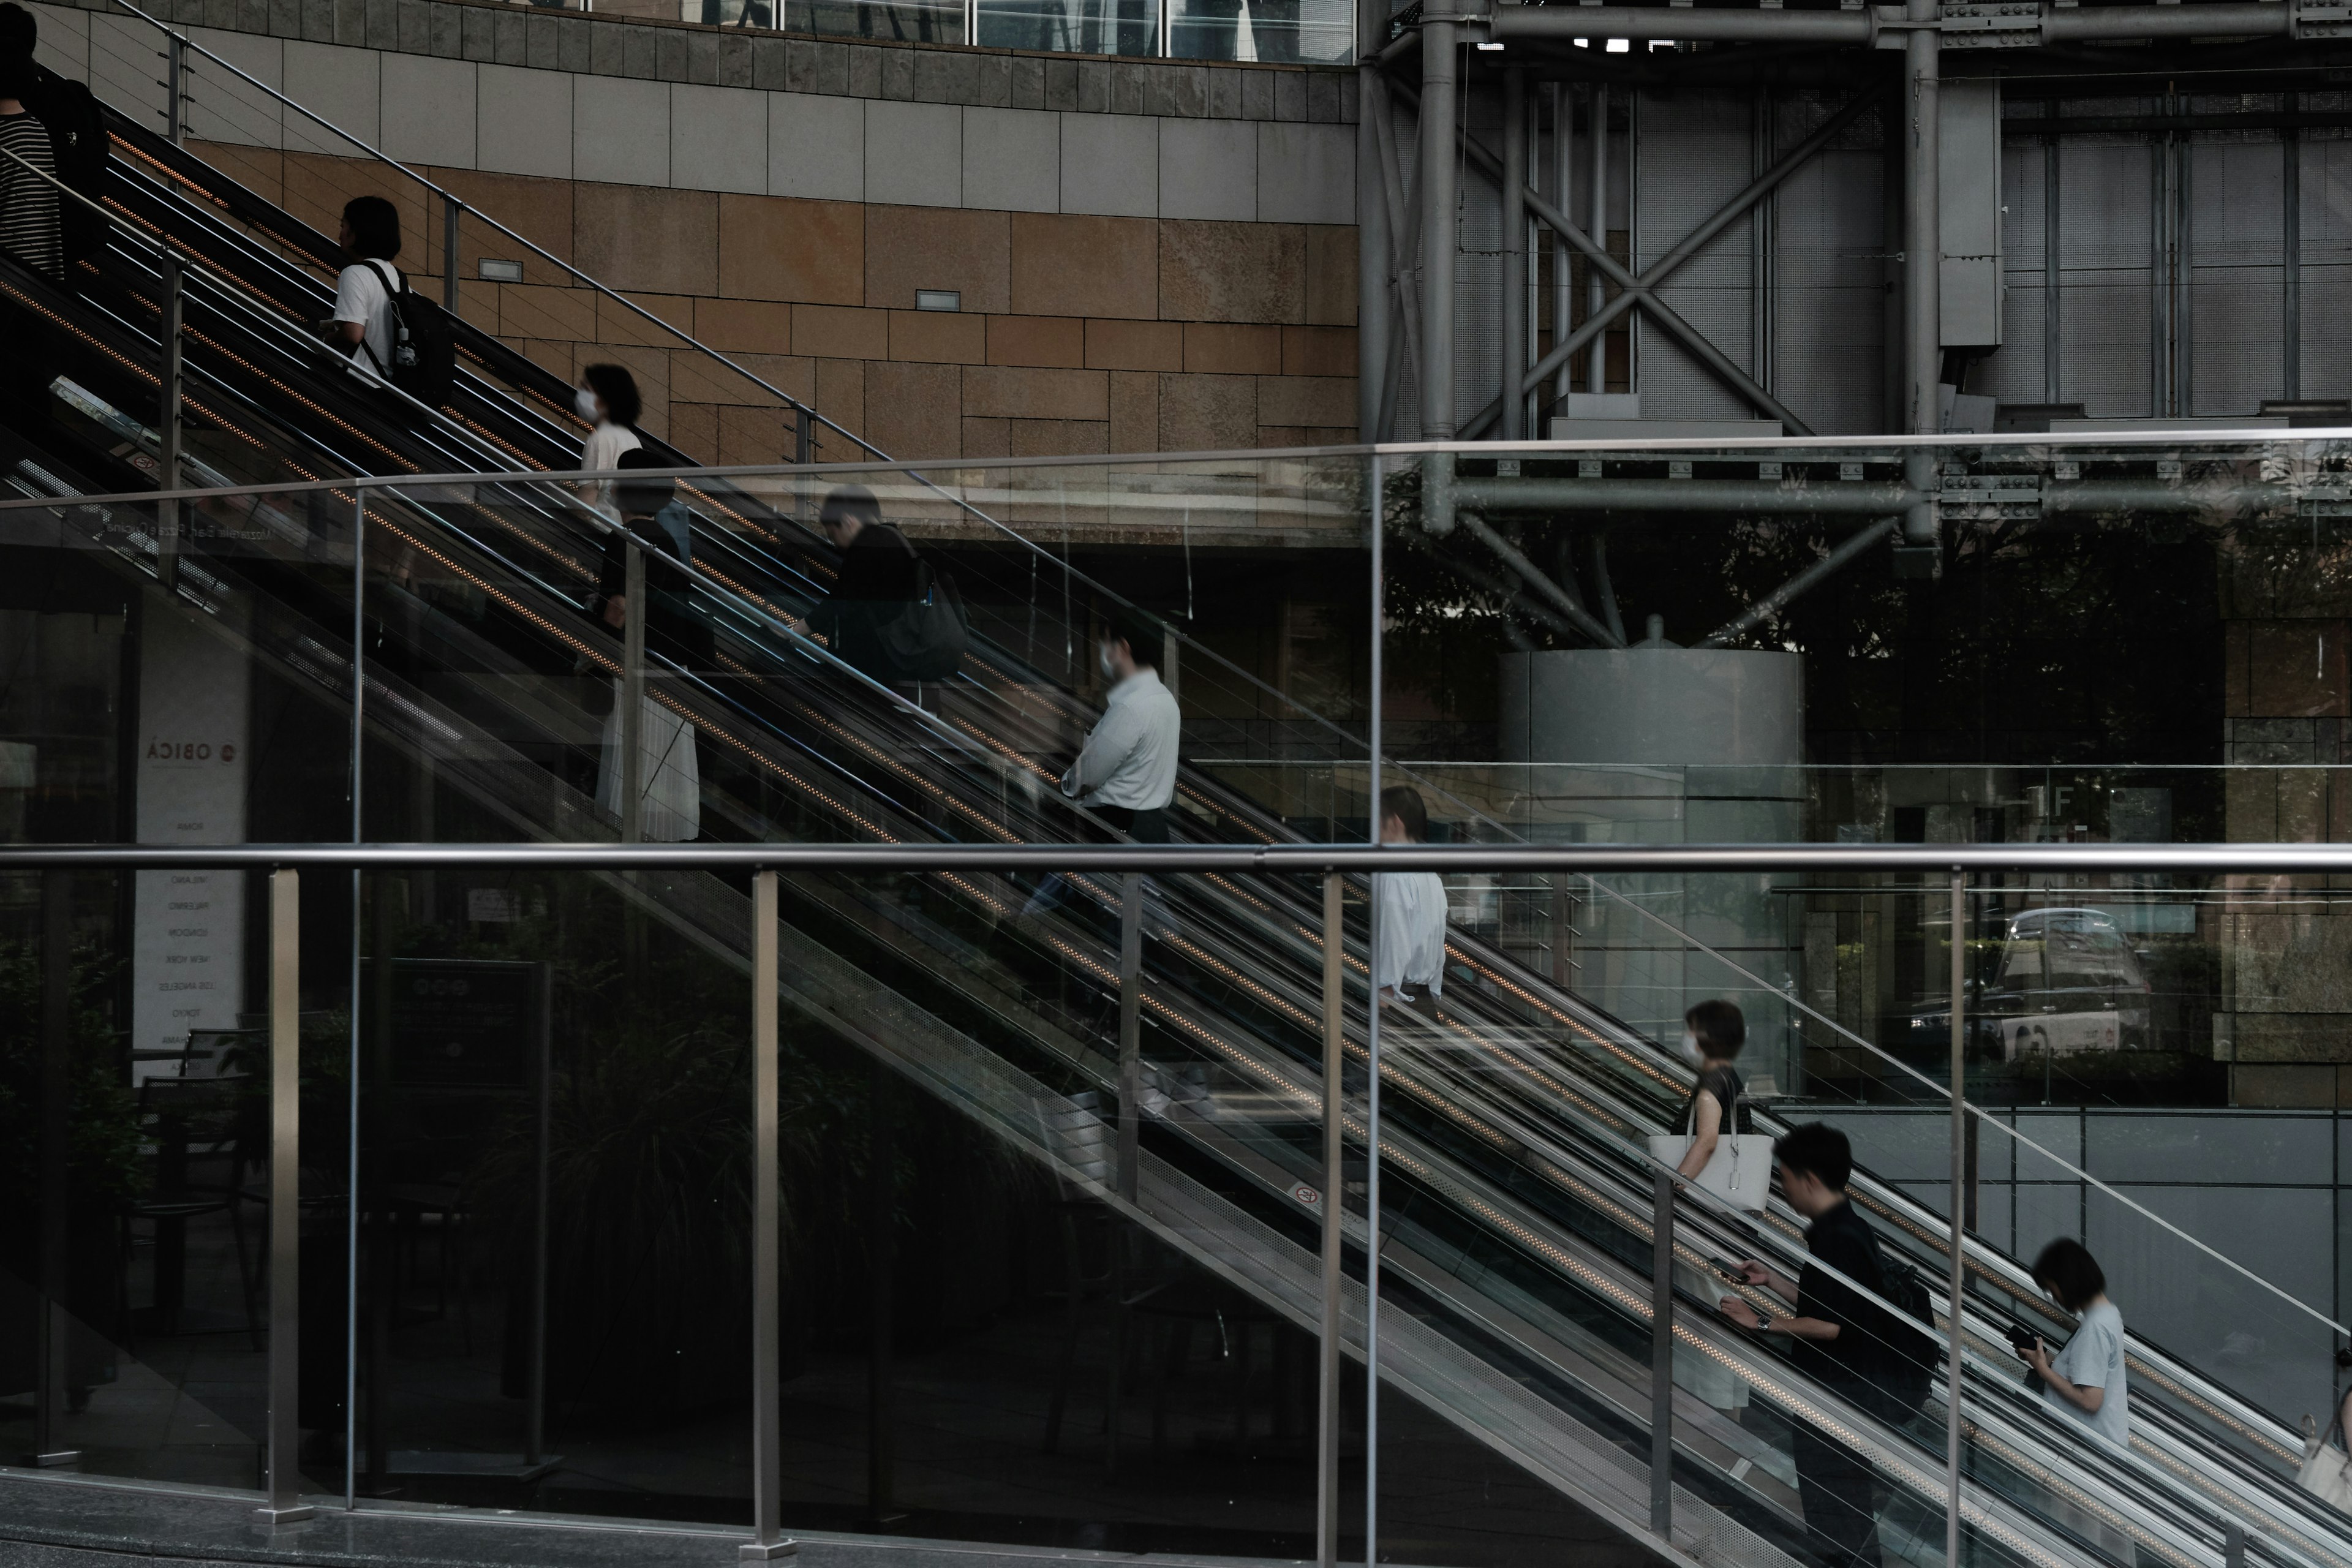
top-left (1719, 1121), bottom-right (1910, 1568)
top-left (327, 194), bottom-right (453, 407)
top-left (2016, 1238), bottom-right (2129, 1450)
top-left (789, 483), bottom-right (922, 684)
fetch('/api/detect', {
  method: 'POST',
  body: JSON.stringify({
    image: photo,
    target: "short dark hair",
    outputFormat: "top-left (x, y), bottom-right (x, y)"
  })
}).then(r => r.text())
top-left (1104, 605), bottom-right (1161, 671)
top-left (581, 363), bottom-right (641, 429)
top-left (0, 5), bottom-right (36, 55)
top-left (1686, 999), bottom-right (1746, 1060)
top-left (342, 195), bottom-right (402, 261)
top-left (0, 51), bottom-right (33, 100)
top-left (612, 447), bottom-right (674, 524)
top-left (1774, 1121), bottom-right (1852, 1191)
top-left (1379, 784), bottom-right (1428, 843)
top-left (2031, 1238), bottom-right (2106, 1311)
top-left (818, 483), bottom-right (880, 533)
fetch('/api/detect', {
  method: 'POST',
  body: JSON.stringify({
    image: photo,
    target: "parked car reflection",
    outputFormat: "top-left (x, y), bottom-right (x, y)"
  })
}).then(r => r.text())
top-left (1913, 907), bottom-right (2153, 1057)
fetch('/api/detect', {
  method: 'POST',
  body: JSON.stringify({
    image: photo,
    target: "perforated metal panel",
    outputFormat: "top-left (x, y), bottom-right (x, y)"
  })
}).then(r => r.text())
top-left (2297, 131), bottom-right (2352, 402)
top-left (1985, 137), bottom-right (2049, 404)
top-left (1635, 88), bottom-right (1754, 422)
top-left (2057, 137), bottom-right (2156, 417)
top-left (2190, 136), bottom-right (2286, 415)
top-left (1772, 129), bottom-right (1887, 436)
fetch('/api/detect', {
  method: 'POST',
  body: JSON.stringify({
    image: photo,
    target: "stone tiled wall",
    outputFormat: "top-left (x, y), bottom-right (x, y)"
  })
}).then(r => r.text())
top-left (28, 0), bottom-right (1359, 458)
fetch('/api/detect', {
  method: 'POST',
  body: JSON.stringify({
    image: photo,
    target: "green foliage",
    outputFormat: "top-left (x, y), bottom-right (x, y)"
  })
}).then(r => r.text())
top-left (0, 939), bottom-right (143, 1212)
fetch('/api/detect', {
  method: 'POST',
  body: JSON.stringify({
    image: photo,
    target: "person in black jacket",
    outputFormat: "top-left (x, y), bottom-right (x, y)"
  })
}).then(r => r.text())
top-left (1720, 1122), bottom-right (1896, 1568)
top-left (788, 483), bottom-right (919, 684)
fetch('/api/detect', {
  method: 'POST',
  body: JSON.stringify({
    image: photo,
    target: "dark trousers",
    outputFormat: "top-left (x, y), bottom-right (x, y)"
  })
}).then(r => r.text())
top-left (1094, 805), bottom-right (1167, 843)
top-left (1793, 1419), bottom-right (1883, 1568)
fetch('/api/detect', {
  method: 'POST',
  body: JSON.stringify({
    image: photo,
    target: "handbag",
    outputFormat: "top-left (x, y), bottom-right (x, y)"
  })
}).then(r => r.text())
top-left (1648, 1075), bottom-right (1773, 1212)
top-left (2299, 1399), bottom-right (2352, 1512)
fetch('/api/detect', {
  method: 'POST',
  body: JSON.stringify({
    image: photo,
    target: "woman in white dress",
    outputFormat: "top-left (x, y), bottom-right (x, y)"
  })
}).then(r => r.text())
top-left (574, 363), bottom-right (644, 521)
top-left (1373, 785), bottom-right (1447, 1008)
top-left (592, 450), bottom-right (707, 842)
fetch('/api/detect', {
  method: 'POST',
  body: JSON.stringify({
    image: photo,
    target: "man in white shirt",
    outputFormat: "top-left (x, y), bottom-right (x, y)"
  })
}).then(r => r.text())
top-left (1374, 785), bottom-right (1447, 1008)
top-left (1059, 607), bottom-right (1180, 843)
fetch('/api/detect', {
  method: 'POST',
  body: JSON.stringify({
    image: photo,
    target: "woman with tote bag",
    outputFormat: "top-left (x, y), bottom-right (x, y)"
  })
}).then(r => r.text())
top-left (1648, 1000), bottom-right (1776, 1413)
top-left (2299, 1354), bottom-right (2352, 1512)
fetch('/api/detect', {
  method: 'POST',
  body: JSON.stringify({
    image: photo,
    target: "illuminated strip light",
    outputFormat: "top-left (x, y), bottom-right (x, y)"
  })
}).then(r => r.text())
top-left (176, 321), bottom-right (418, 472)
top-left (949, 714), bottom-right (1056, 783)
top-left (0, 277), bottom-right (266, 453)
top-left (774, 695), bottom-right (1022, 844)
top-left (1449, 948), bottom-right (1679, 1088)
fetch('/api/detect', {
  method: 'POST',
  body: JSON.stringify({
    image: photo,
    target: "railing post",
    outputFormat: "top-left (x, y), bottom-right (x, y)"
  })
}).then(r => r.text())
top-left (1116, 872), bottom-right (1143, 1202)
top-left (2225, 1521), bottom-right (2248, 1568)
top-left (1649, 1165), bottom-right (1673, 1538)
top-left (257, 868), bottom-right (313, 1525)
top-left (442, 193), bottom-right (461, 316)
top-left (743, 870), bottom-right (795, 1559)
top-left (619, 533), bottom-right (645, 845)
top-left (1316, 869), bottom-right (1343, 1568)
top-left (29, 869), bottom-right (78, 1468)
top-left (526, 960), bottom-right (551, 1468)
top-left (156, 252), bottom-right (186, 592)
top-left (165, 35), bottom-right (185, 146)
top-left (1945, 867), bottom-right (1967, 1568)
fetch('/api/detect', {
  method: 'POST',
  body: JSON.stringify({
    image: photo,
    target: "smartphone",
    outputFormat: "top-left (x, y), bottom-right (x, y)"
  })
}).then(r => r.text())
top-left (1708, 1257), bottom-right (1746, 1282)
top-left (2003, 1323), bottom-right (2040, 1354)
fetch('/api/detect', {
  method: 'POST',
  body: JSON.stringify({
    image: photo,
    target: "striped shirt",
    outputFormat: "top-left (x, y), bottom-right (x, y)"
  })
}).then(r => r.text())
top-left (0, 110), bottom-right (61, 281)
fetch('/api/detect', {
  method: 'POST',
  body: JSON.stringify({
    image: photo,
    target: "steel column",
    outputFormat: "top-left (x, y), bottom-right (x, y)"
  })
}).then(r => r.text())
top-left (257, 869), bottom-right (313, 1525)
top-left (1316, 870), bottom-right (1344, 1568)
top-left (2285, 97), bottom-right (2302, 401)
top-left (1117, 872), bottom-right (1144, 1204)
top-left (342, 489), bottom-right (365, 1507)
top-left (1551, 83), bottom-right (1572, 412)
top-left (620, 535), bottom-right (645, 845)
top-left (165, 35), bottom-right (184, 145)
top-left (442, 195), bottom-right (461, 316)
top-left (1945, 869), bottom-right (1967, 1568)
top-left (1501, 67), bottom-right (1528, 440)
top-left (156, 253), bottom-right (186, 592)
top-left (1419, 20), bottom-right (1458, 438)
top-left (1587, 83), bottom-right (1608, 396)
top-left (1358, 0), bottom-right (1390, 441)
top-left (744, 870), bottom-right (795, 1559)
top-left (1648, 1167), bottom-right (1674, 1537)
top-left (30, 870), bottom-right (77, 1468)
top-left (1904, 0), bottom-right (1941, 432)
top-left (1363, 451), bottom-right (1384, 1568)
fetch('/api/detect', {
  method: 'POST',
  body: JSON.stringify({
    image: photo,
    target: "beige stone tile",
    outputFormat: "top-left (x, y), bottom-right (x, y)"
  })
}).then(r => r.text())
top-left (671, 401), bottom-right (719, 462)
top-left (1109, 370), bottom-right (1155, 455)
top-left (520, 339), bottom-right (578, 382)
top-left (2225, 622), bottom-right (2250, 717)
top-left (889, 310), bottom-right (987, 364)
top-left (963, 366), bottom-right (1110, 421)
top-left (1157, 372), bottom-right (1255, 450)
top-left (1256, 374), bottom-right (1352, 427)
top-left (715, 405), bottom-right (793, 466)
top-left (962, 417), bottom-right (1011, 459)
top-left (499, 283), bottom-right (597, 344)
top-left (1010, 213), bottom-right (1156, 320)
top-left (793, 304), bottom-right (891, 361)
top-left (429, 165), bottom-right (576, 277)
top-left (284, 152), bottom-right (427, 271)
top-left (693, 298), bottom-right (796, 356)
top-left (718, 193), bottom-right (864, 306)
top-left (1303, 224), bottom-right (1358, 326)
top-left (595, 291), bottom-right (698, 349)
top-left (2233, 1065), bottom-right (2339, 1107)
top-left (864, 361), bottom-right (964, 460)
top-left (672, 348), bottom-right (790, 409)
top-left (192, 141), bottom-right (284, 206)
top-left (724, 354), bottom-right (817, 404)
top-left (988, 315), bottom-right (1085, 368)
top-left (866, 208), bottom-right (1011, 313)
top-left (1159, 220), bottom-right (1303, 326)
top-left (1086, 319), bottom-right (1183, 372)
top-left (815, 358), bottom-right (867, 454)
top-left (1257, 424), bottom-right (1354, 448)
top-left (1184, 323), bottom-right (1281, 374)
top-left (1283, 325), bottom-right (1355, 378)
top-left (574, 185), bottom-right (718, 296)
top-left (1008, 419), bottom-right (1109, 457)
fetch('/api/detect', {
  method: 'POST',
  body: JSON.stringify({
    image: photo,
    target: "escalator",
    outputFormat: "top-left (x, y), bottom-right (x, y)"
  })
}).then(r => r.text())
top-left (1, 82), bottom-right (2348, 1568)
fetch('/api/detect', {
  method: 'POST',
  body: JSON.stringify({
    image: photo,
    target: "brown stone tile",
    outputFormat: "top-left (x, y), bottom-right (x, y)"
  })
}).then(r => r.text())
top-left (192, 141), bottom-right (283, 207)
top-left (815, 358), bottom-right (866, 449)
top-left (673, 347), bottom-right (790, 408)
top-left (1008, 419), bottom-right (1109, 457)
top-left (962, 417), bottom-right (1011, 459)
top-left (866, 208), bottom-right (1011, 314)
top-left (963, 366), bottom-right (1110, 421)
top-left (718, 193), bottom-right (862, 306)
top-left (793, 304), bottom-right (890, 361)
top-left (2248, 620), bottom-right (2347, 717)
top-left (1283, 325), bottom-right (1355, 378)
top-left (691, 298), bottom-right (795, 356)
top-left (888, 310), bottom-right (987, 364)
top-left (592, 291), bottom-right (697, 350)
top-left (427, 165), bottom-right (575, 277)
top-left (1256, 375), bottom-right (1352, 427)
top-left (2234, 1064), bottom-right (2339, 1107)
top-left (499, 283), bottom-right (597, 343)
top-left (1185, 323), bottom-right (1281, 375)
top-left (716, 405), bottom-right (792, 467)
top-left (1086, 319), bottom-right (1183, 372)
top-left (670, 401), bottom-right (720, 462)
top-left (725, 353), bottom-right (818, 404)
top-left (284, 151), bottom-right (426, 271)
top-left (989, 315), bottom-right (1085, 368)
top-left (1159, 220), bottom-right (1303, 325)
top-left (521, 339), bottom-right (578, 381)
top-left (864, 361), bottom-right (963, 461)
top-left (1109, 370), bottom-right (1155, 455)
top-left (1011, 214), bottom-right (1156, 320)
top-left (1157, 372), bottom-right (1255, 450)
top-left (1303, 224), bottom-right (1358, 326)
top-left (575, 186), bottom-right (718, 296)
top-left (2225, 622), bottom-right (2250, 717)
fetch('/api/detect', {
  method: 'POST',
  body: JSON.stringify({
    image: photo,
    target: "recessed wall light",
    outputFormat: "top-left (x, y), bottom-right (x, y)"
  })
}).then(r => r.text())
top-left (915, 289), bottom-right (961, 312)
top-left (479, 258), bottom-right (523, 282)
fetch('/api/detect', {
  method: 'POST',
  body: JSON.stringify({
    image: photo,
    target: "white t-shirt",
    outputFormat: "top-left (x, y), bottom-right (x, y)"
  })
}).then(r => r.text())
top-left (2046, 1300), bottom-right (2130, 1449)
top-left (1060, 670), bottom-right (1179, 812)
top-left (332, 260), bottom-right (399, 378)
top-left (579, 421), bottom-right (644, 519)
top-left (1374, 869), bottom-right (1448, 1001)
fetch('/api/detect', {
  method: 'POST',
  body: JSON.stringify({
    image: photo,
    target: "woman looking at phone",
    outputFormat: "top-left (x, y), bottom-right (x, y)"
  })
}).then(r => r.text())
top-left (2016, 1238), bottom-right (2130, 1449)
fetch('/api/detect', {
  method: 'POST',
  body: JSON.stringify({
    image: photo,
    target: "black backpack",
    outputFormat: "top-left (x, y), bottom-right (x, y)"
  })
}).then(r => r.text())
top-left (358, 259), bottom-right (456, 407)
top-left (1864, 1232), bottom-right (1940, 1413)
top-left (875, 552), bottom-right (969, 682)
top-left (29, 72), bottom-right (107, 265)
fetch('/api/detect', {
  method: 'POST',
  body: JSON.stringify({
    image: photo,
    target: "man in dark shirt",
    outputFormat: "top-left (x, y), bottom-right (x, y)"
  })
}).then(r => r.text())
top-left (1720, 1122), bottom-right (1891, 1568)
top-left (788, 483), bottom-right (920, 684)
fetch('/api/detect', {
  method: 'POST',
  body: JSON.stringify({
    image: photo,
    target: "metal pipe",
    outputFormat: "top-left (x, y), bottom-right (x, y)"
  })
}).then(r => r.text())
top-left (1316, 870), bottom-right (1344, 1568)
top-left (1699, 518), bottom-right (1898, 646)
top-left (1551, 81), bottom-right (1572, 415)
top-left (1648, 1166), bottom-right (1673, 1537)
top-left (1454, 510), bottom-right (1628, 646)
top-left (1490, 6), bottom-right (1873, 45)
top-left (744, 870), bottom-right (794, 1560)
top-left (156, 252), bottom-right (185, 592)
top-left (257, 869), bottom-right (313, 1526)
top-left (442, 194), bottom-right (461, 317)
top-left (1117, 872), bottom-right (1143, 1203)
top-left (1502, 67), bottom-right (1528, 442)
top-left (1945, 870), bottom-right (1967, 1568)
top-left (1452, 475), bottom-right (1918, 513)
top-left (2044, 2), bottom-right (2291, 40)
top-left (30, 870), bottom-right (75, 1468)
top-left (1588, 82), bottom-right (1608, 396)
top-left (620, 535), bottom-right (645, 845)
top-left (1905, 0), bottom-right (1941, 433)
top-left (342, 489), bottom-right (365, 1508)
top-left (1421, 21), bottom-right (1460, 437)
top-left (1360, 7), bottom-right (1391, 440)
top-left (1363, 451), bottom-right (1385, 1568)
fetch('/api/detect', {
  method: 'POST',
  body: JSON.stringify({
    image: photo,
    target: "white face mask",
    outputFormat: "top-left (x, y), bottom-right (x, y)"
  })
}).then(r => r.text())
top-left (1097, 643), bottom-right (1117, 680)
top-left (575, 386), bottom-right (601, 421)
top-left (1679, 1030), bottom-right (1703, 1065)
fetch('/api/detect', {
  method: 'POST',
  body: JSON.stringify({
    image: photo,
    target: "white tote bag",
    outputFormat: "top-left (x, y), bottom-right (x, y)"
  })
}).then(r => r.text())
top-left (2301, 1404), bottom-right (2352, 1513)
top-left (1649, 1130), bottom-right (1776, 1212)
